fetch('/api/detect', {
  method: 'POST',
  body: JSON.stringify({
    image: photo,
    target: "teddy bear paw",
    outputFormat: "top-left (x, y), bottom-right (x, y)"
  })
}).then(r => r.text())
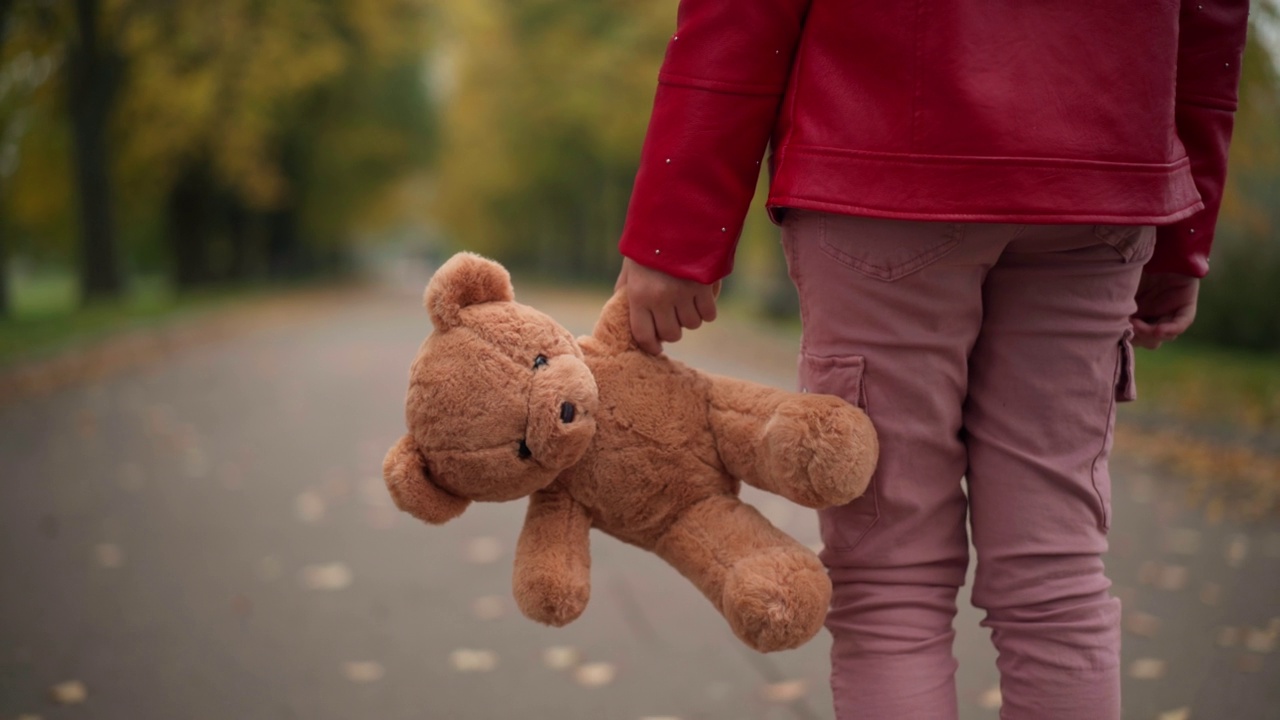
top-left (721, 548), bottom-right (831, 652)
top-left (763, 395), bottom-right (876, 508)
top-left (514, 571), bottom-right (590, 627)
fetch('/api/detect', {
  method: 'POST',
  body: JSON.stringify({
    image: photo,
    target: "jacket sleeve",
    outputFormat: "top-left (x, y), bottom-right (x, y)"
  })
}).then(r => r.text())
top-left (618, 0), bottom-right (812, 284)
top-left (1148, 0), bottom-right (1250, 277)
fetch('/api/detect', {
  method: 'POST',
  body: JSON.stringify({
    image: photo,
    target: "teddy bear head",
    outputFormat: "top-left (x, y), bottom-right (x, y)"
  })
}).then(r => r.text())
top-left (383, 253), bottom-right (600, 524)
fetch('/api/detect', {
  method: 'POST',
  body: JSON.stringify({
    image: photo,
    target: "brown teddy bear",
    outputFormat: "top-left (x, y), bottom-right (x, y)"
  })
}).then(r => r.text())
top-left (383, 252), bottom-right (878, 652)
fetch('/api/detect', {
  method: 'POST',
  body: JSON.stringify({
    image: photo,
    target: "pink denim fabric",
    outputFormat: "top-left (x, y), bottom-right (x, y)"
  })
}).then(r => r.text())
top-left (783, 211), bottom-right (1153, 720)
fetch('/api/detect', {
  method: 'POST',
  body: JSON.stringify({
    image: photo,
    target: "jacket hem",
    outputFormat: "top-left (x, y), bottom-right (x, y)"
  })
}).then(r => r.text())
top-left (767, 146), bottom-right (1204, 226)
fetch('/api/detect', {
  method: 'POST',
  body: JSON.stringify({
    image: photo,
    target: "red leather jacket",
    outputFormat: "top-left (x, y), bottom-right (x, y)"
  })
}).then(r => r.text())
top-left (619, 1), bottom-right (1250, 283)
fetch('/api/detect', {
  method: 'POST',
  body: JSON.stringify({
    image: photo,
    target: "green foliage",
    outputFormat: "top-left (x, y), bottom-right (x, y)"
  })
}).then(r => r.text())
top-left (1132, 342), bottom-right (1280, 434)
top-left (431, 0), bottom-right (676, 281)
top-left (1, 0), bottom-right (437, 295)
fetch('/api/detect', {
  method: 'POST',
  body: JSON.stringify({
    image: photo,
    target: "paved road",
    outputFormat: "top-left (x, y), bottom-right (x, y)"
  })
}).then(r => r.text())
top-left (1, 278), bottom-right (1276, 720)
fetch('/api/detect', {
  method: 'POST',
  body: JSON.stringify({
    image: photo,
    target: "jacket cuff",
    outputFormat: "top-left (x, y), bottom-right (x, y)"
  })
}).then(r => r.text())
top-left (1149, 222), bottom-right (1212, 277)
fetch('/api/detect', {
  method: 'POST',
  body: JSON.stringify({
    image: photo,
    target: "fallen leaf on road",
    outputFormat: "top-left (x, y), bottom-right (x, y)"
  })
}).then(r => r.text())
top-left (257, 555), bottom-right (282, 582)
top-left (75, 409), bottom-right (97, 439)
top-left (1264, 533), bottom-right (1280, 558)
top-left (1128, 474), bottom-right (1155, 504)
top-left (1216, 626), bottom-right (1241, 648)
top-left (1199, 582), bottom-right (1223, 606)
top-left (49, 680), bottom-right (87, 705)
top-left (95, 543), bottom-right (123, 569)
top-left (471, 595), bottom-right (506, 621)
top-left (1125, 612), bottom-right (1161, 638)
top-left (322, 475), bottom-right (352, 501)
top-left (704, 682), bottom-right (731, 702)
top-left (1155, 564), bottom-right (1188, 591)
top-left (1157, 707), bottom-right (1190, 720)
top-left (361, 477), bottom-right (389, 507)
top-left (1204, 497), bottom-right (1225, 526)
top-left (343, 661), bottom-right (385, 683)
top-left (366, 507), bottom-right (398, 530)
top-left (1128, 658), bottom-right (1166, 680)
top-left (1137, 561), bottom-right (1160, 586)
top-left (183, 446), bottom-right (210, 479)
top-left (1164, 528), bottom-right (1201, 556)
top-left (450, 649), bottom-right (498, 672)
top-left (466, 537), bottom-right (503, 565)
top-left (977, 685), bottom-right (1002, 709)
top-left (230, 594), bottom-right (252, 618)
top-left (1243, 626), bottom-right (1276, 654)
top-left (295, 491), bottom-right (327, 524)
top-left (300, 563), bottom-right (353, 591)
top-left (574, 662), bottom-right (617, 687)
top-left (542, 646), bottom-right (579, 670)
top-left (117, 463), bottom-right (145, 492)
top-left (1225, 535), bottom-right (1249, 568)
top-left (218, 462), bottom-right (244, 490)
top-left (761, 679), bottom-right (808, 703)
top-left (1236, 653), bottom-right (1264, 673)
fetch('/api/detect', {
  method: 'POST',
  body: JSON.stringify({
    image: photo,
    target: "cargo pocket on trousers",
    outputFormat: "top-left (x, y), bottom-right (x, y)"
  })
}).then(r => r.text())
top-left (799, 353), bottom-right (880, 551)
top-left (818, 214), bottom-right (963, 281)
top-left (1090, 329), bottom-right (1136, 531)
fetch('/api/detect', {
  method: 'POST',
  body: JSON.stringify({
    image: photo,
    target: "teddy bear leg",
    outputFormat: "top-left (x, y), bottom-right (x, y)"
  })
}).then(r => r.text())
top-left (708, 376), bottom-right (878, 508)
top-left (654, 495), bottom-right (831, 652)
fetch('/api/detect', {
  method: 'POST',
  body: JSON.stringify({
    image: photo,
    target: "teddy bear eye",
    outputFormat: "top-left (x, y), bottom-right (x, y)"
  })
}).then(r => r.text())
top-left (532, 354), bottom-right (548, 370)
top-left (518, 440), bottom-right (532, 459)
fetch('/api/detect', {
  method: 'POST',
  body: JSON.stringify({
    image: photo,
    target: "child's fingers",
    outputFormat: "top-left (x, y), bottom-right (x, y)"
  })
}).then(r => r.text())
top-left (629, 303), bottom-right (662, 355)
top-left (653, 306), bottom-right (683, 345)
top-left (1130, 317), bottom-right (1163, 350)
top-left (695, 288), bottom-right (718, 323)
top-left (676, 301), bottom-right (703, 330)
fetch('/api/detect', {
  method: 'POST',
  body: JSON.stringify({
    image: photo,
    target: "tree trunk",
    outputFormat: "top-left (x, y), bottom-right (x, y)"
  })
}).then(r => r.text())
top-left (0, 226), bottom-right (10, 318)
top-left (167, 166), bottom-right (213, 290)
top-left (265, 204), bottom-right (303, 279)
top-left (68, 0), bottom-right (123, 303)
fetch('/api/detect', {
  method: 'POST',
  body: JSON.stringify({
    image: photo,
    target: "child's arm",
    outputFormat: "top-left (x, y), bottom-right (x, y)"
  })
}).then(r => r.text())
top-left (1146, 0), bottom-right (1248, 278)
top-left (616, 0), bottom-right (812, 351)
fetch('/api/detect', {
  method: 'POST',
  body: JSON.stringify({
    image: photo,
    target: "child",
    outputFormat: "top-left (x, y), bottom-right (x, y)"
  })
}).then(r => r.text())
top-left (613, 2), bottom-right (1249, 718)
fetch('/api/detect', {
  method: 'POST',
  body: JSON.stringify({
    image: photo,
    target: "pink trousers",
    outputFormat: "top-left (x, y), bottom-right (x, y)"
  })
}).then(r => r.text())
top-left (782, 211), bottom-right (1154, 720)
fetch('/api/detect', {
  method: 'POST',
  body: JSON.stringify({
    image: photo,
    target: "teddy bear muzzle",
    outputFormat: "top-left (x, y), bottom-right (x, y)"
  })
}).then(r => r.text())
top-left (526, 355), bottom-right (599, 471)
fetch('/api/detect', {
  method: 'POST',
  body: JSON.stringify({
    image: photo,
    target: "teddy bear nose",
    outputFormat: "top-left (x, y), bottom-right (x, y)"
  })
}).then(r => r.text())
top-left (559, 402), bottom-right (576, 424)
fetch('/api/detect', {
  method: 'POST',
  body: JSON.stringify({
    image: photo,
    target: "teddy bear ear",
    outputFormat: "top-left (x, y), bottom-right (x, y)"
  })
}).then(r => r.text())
top-left (383, 434), bottom-right (470, 524)
top-left (424, 252), bottom-right (515, 330)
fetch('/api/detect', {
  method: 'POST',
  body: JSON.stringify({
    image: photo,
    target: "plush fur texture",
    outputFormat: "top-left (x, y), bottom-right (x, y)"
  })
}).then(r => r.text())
top-left (384, 252), bottom-right (879, 652)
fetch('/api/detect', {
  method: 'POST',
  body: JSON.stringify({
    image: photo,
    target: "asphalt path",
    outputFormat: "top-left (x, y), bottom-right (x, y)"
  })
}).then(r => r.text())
top-left (1, 277), bottom-right (1276, 720)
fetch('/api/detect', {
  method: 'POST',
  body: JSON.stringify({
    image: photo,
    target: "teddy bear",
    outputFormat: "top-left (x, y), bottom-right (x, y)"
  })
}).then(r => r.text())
top-left (383, 252), bottom-right (878, 652)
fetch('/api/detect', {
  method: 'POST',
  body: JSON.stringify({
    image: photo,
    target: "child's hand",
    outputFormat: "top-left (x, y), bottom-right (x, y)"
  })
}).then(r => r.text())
top-left (615, 258), bottom-right (720, 355)
top-left (1131, 271), bottom-right (1199, 350)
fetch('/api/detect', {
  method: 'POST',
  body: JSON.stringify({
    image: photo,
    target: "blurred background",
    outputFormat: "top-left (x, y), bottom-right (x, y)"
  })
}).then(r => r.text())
top-left (0, 1), bottom-right (1278, 719)
top-left (2, 0), bottom-right (1279, 341)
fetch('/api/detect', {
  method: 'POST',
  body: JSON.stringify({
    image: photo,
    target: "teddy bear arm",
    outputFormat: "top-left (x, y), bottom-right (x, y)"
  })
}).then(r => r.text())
top-left (707, 375), bottom-right (877, 509)
top-left (512, 485), bottom-right (593, 627)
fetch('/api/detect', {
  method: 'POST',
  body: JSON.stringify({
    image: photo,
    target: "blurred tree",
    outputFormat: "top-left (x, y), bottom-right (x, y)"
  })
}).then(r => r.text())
top-left (113, 0), bottom-right (433, 288)
top-left (1, 0), bottom-right (434, 299)
top-left (432, 0), bottom-right (675, 281)
top-left (0, 0), bottom-right (11, 316)
top-left (67, 0), bottom-right (122, 301)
